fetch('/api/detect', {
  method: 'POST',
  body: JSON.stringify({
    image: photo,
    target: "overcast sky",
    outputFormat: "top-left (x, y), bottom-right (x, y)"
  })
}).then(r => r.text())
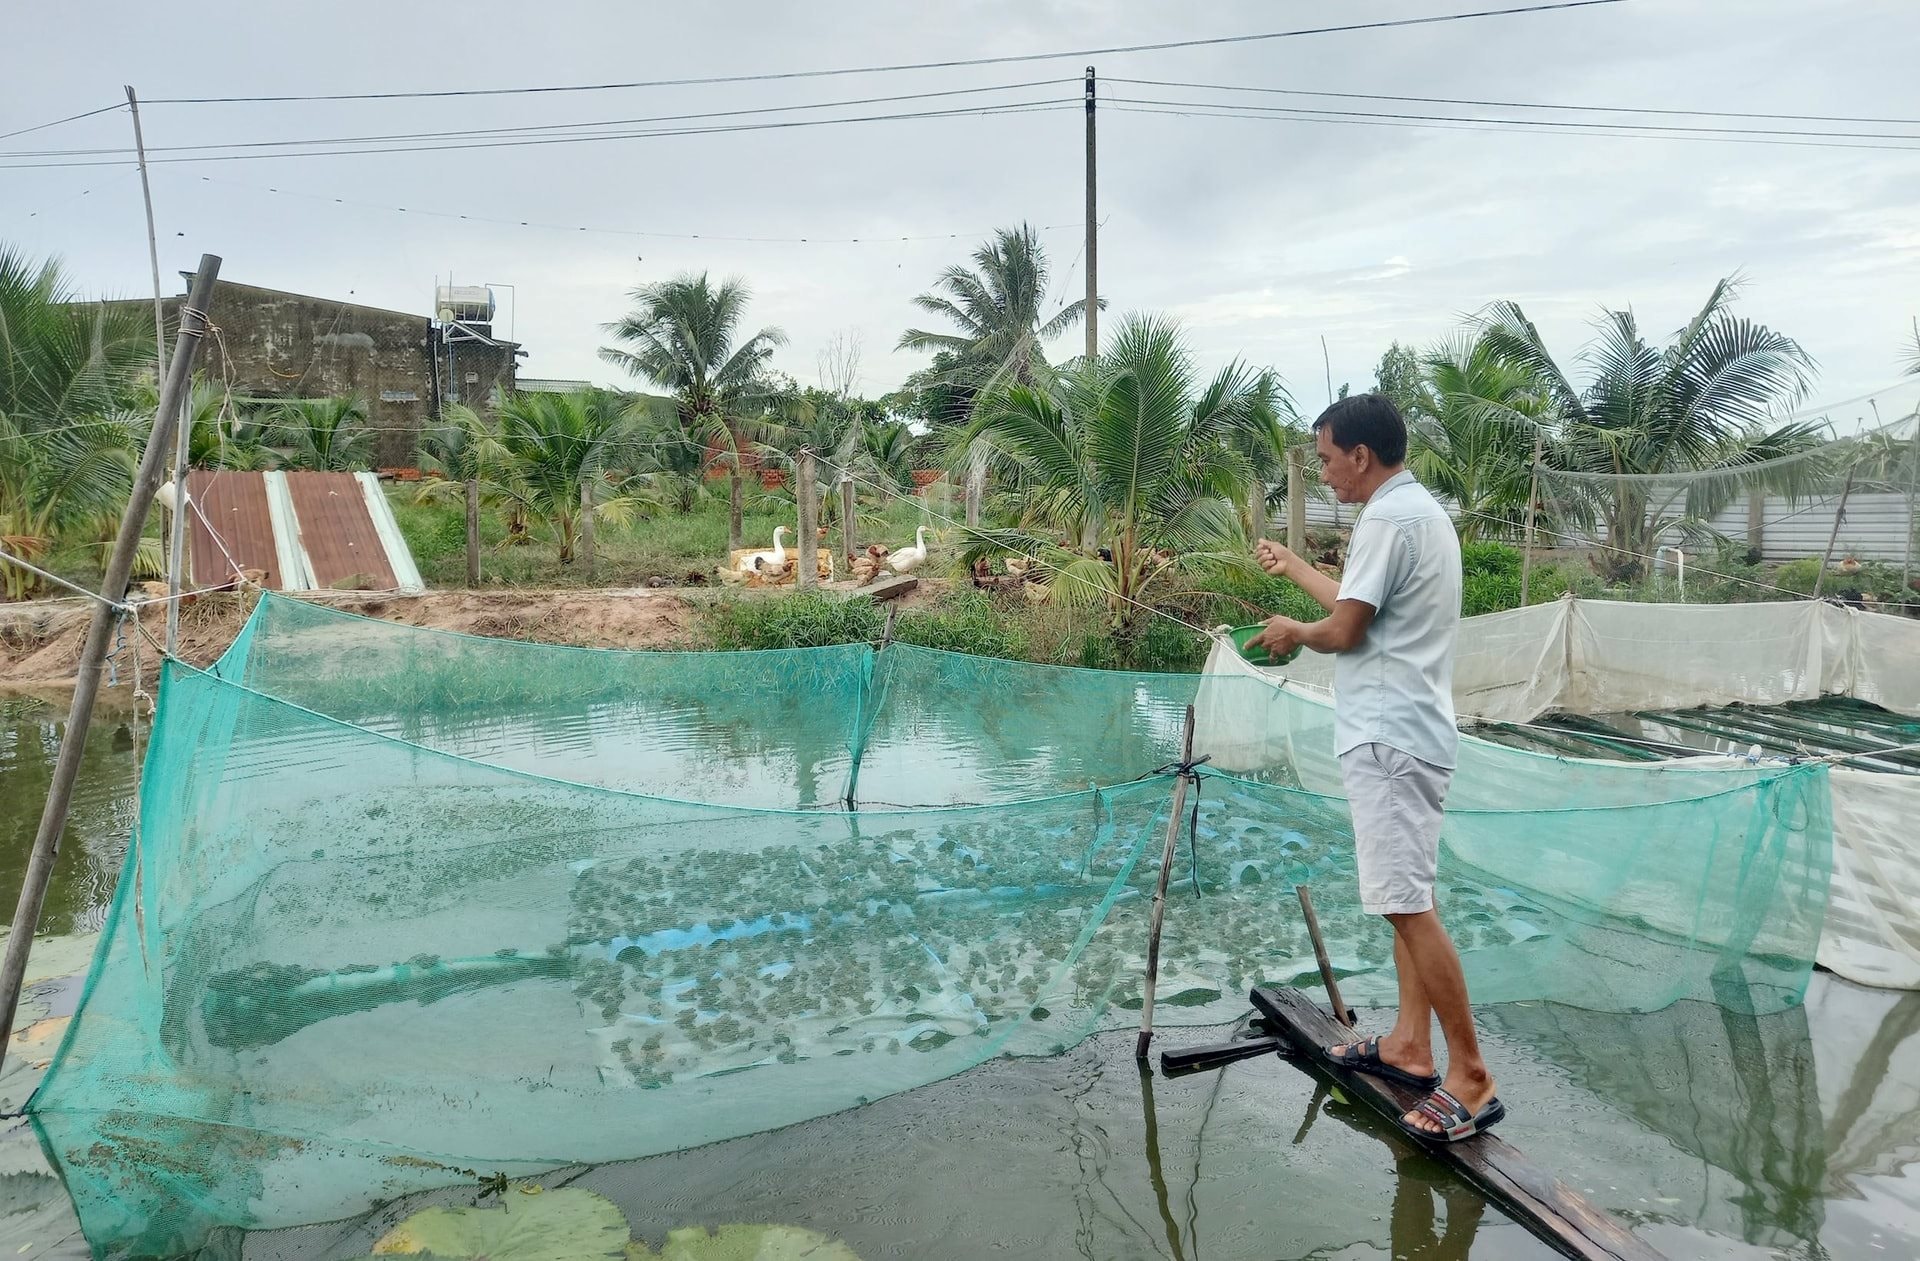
top-left (5, 1), bottom-right (1917, 428)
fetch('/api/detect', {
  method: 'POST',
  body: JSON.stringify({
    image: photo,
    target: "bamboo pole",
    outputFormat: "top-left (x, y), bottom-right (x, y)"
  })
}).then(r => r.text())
top-left (1136, 705), bottom-right (1196, 1060)
top-left (1812, 463), bottom-right (1859, 598)
top-left (0, 256), bottom-right (222, 1067)
top-left (1294, 885), bottom-right (1353, 1028)
top-left (796, 448), bottom-right (818, 590)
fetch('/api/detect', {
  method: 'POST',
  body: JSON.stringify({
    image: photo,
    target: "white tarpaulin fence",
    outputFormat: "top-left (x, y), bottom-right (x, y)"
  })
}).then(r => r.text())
top-left (1198, 598), bottom-right (1920, 990)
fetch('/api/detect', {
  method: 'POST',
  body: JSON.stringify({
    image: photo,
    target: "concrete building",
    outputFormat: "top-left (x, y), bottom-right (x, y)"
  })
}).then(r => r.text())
top-left (147, 277), bottom-right (523, 466)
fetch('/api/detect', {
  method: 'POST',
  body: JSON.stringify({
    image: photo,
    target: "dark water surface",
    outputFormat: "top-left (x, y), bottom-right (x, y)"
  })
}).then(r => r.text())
top-left (2, 694), bottom-right (1917, 1259)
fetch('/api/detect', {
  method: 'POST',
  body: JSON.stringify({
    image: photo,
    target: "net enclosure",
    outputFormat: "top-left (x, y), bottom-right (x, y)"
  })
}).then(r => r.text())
top-left (30, 594), bottom-right (1831, 1258)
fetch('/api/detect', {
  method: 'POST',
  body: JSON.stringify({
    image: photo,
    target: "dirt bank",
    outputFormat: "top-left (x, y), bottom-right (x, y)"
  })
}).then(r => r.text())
top-left (0, 589), bottom-right (705, 687)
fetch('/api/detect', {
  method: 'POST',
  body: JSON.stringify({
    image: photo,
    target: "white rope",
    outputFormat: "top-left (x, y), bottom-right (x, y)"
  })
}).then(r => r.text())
top-left (0, 544), bottom-right (130, 610)
top-left (811, 450), bottom-right (1217, 640)
top-left (1817, 739), bottom-right (1920, 766)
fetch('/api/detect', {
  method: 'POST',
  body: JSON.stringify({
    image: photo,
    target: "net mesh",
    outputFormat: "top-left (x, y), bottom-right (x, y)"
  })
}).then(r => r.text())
top-left (1529, 379), bottom-right (1920, 604)
top-left (29, 595), bottom-right (1833, 1257)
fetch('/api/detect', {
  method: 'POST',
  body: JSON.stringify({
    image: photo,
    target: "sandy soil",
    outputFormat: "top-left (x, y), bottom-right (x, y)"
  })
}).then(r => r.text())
top-left (0, 588), bottom-right (709, 687)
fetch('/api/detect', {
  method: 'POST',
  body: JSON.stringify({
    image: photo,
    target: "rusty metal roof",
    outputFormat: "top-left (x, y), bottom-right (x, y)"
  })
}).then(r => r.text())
top-left (188, 470), bottom-right (280, 589)
top-left (186, 471), bottom-right (417, 593)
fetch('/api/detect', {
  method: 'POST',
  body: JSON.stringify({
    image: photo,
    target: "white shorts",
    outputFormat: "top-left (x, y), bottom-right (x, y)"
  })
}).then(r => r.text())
top-left (1338, 743), bottom-right (1452, 915)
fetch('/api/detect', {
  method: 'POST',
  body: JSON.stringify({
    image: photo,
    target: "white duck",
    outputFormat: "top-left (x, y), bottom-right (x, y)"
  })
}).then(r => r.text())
top-left (740, 526), bottom-right (789, 573)
top-left (887, 526), bottom-right (930, 574)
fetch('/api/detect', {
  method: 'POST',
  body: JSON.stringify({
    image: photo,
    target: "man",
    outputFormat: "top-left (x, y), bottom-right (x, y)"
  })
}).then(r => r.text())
top-left (1248, 392), bottom-right (1502, 1143)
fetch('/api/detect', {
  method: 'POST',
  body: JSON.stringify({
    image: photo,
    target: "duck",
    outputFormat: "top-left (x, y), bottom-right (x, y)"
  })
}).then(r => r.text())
top-left (738, 526), bottom-right (789, 573)
top-left (887, 526), bottom-right (930, 574)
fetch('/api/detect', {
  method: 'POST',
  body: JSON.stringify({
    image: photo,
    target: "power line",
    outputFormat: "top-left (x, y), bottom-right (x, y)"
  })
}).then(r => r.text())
top-left (192, 174), bottom-right (1084, 245)
top-left (1102, 94), bottom-right (1920, 143)
top-left (1107, 77), bottom-right (1920, 128)
top-left (143, 2), bottom-right (1623, 104)
top-left (1105, 103), bottom-right (1920, 154)
top-left (0, 100), bottom-right (1077, 170)
top-left (0, 103), bottom-right (123, 142)
top-left (0, 78), bottom-right (1078, 159)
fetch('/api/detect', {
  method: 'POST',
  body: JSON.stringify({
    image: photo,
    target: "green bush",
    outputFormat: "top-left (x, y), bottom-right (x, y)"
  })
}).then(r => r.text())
top-left (1773, 557), bottom-right (1822, 595)
top-left (894, 592), bottom-right (1030, 659)
top-left (1460, 541), bottom-right (1523, 578)
top-left (700, 593), bottom-right (882, 650)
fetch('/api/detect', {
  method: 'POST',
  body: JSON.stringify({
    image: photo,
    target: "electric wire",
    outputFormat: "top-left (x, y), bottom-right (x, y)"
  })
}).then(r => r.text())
top-left (0, 103), bottom-right (124, 142)
top-left (0, 101), bottom-right (1080, 170)
top-left (0, 78), bottom-right (1079, 159)
top-left (1104, 102), bottom-right (1920, 154)
top-left (1106, 77), bottom-right (1920, 129)
top-left (142, 3), bottom-right (1625, 104)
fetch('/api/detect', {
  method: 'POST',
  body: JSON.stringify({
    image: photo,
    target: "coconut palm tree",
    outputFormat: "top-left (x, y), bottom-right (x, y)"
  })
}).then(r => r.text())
top-left (0, 411), bottom-right (142, 599)
top-left (600, 273), bottom-right (790, 551)
top-left (960, 314), bottom-right (1270, 632)
top-left (0, 246), bottom-right (154, 431)
top-left (1409, 336), bottom-right (1561, 542)
top-left (898, 223), bottom-right (1094, 392)
top-left (899, 224), bottom-right (1102, 524)
top-left (490, 389), bottom-right (641, 564)
top-left (1476, 279), bottom-right (1824, 579)
top-left (275, 396), bottom-right (374, 471)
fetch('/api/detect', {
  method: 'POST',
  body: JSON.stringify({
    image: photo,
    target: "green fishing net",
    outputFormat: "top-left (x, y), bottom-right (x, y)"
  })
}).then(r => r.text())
top-left (28, 594), bottom-right (1831, 1257)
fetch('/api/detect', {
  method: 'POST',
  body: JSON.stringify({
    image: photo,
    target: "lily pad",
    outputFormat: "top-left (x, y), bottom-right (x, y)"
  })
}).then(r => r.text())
top-left (644, 1224), bottom-right (863, 1261)
top-left (372, 1187), bottom-right (629, 1259)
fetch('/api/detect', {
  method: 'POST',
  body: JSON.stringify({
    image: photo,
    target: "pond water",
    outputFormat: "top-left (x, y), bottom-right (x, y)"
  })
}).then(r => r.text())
top-left (3, 693), bottom-right (1918, 1259)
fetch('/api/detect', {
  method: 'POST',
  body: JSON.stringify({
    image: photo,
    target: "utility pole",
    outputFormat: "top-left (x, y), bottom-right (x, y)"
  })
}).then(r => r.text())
top-left (125, 87), bottom-right (166, 381)
top-left (0, 256), bottom-right (222, 1069)
top-left (1084, 66), bottom-right (1098, 363)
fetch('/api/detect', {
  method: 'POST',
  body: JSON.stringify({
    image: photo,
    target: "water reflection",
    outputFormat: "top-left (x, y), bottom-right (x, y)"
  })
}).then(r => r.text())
top-left (0, 693), bottom-right (137, 935)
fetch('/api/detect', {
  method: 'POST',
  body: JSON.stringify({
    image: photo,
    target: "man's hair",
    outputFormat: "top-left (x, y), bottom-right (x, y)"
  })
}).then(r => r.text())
top-left (1311, 393), bottom-right (1407, 467)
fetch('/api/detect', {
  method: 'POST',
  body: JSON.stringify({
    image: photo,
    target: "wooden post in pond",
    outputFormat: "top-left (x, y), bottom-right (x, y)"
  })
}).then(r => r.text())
top-left (1295, 885), bottom-right (1353, 1028)
top-left (465, 479), bottom-right (481, 587)
top-left (0, 255), bottom-right (223, 1069)
top-left (839, 474), bottom-right (857, 576)
top-left (579, 477), bottom-right (596, 580)
top-left (1136, 705), bottom-right (1197, 1061)
top-left (796, 448), bottom-right (818, 590)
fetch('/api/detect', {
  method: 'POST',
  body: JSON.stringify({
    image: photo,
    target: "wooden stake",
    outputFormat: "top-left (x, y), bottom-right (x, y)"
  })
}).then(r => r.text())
top-left (1286, 444), bottom-right (1308, 556)
top-left (465, 478), bottom-right (481, 587)
top-left (1520, 429), bottom-right (1543, 607)
top-left (839, 474), bottom-right (857, 574)
top-left (579, 477), bottom-right (596, 580)
top-left (1295, 885), bottom-right (1353, 1028)
top-left (796, 448), bottom-right (818, 590)
top-left (0, 255), bottom-right (222, 1068)
top-left (1136, 705), bottom-right (1196, 1060)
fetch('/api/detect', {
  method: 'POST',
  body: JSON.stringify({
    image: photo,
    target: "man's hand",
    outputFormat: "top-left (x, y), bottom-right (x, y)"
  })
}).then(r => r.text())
top-left (1247, 616), bottom-right (1303, 658)
top-left (1254, 538), bottom-right (1300, 580)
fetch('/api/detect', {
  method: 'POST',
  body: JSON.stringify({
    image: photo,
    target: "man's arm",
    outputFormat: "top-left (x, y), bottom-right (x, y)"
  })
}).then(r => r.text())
top-left (1248, 599), bottom-right (1375, 657)
top-left (1254, 539), bottom-right (1340, 613)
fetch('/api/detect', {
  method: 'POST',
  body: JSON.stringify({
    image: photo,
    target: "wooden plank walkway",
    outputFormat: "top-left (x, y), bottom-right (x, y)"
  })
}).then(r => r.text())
top-left (1250, 985), bottom-right (1667, 1261)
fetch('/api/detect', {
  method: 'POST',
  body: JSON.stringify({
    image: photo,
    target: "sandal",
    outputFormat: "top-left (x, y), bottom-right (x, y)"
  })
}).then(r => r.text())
top-left (1399, 1086), bottom-right (1506, 1143)
top-left (1319, 1037), bottom-right (1442, 1091)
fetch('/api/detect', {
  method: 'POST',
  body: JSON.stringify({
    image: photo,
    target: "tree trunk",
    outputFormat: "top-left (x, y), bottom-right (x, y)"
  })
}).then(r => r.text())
top-left (1247, 478), bottom-right (1266, 541)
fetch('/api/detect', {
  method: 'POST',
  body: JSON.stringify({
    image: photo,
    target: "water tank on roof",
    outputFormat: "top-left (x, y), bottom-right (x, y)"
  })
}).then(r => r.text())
top-left (434, 284), bottom-right (495, 324)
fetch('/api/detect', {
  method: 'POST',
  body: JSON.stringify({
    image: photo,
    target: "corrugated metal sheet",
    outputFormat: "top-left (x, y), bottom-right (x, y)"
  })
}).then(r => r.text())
top-left (186, 472), bottom-right (417, 592)
top-left (187, 471), bottom-right (281, 588)
top-left (286, 472), bottom-right (399, 590)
